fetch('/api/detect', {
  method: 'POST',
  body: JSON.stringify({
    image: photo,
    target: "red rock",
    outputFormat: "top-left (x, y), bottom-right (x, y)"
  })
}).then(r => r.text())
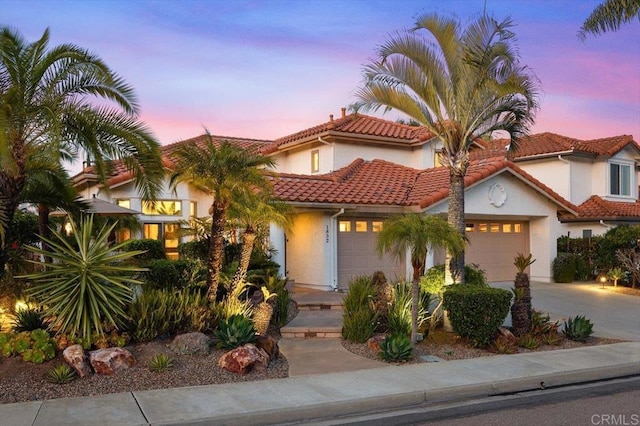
top-left (62, 344), bottom-right (91, 378)
top-left (89, 347), bottom-right (136, 375)
top-left (256, 335), bottom-right (279, 360)
top-left (218, 344), bottom-right (269, 375)
top-left (367, 335), bottom-right (386, 351)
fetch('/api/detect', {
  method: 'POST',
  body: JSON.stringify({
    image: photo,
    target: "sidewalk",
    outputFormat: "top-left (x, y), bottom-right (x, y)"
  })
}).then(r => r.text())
top-left (2, 342), bottom-right (638, 426)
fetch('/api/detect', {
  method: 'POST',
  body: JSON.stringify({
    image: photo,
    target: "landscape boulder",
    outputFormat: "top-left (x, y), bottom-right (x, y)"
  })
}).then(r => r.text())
top-left (89, 347), bottom-right (136, 375)
top-left (218, 344), bottom-right (269, 375)
top-left (168, 332), bottom-right (210, 355)
top-left (255, 335), bottom-right (279, 360)
top-left (62, 344), bottom-right (91, 378)
top-left (367, 335), bottom-right (386, 352)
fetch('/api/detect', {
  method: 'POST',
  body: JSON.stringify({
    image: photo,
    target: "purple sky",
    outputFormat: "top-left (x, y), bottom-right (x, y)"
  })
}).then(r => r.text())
top-left (4, 0), bottom-right (640, 168)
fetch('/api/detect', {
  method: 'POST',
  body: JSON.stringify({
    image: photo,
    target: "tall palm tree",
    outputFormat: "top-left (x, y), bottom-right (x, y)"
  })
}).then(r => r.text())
top-left (354, 14), bottom-right (539, 284)
top-left (578, 0), bottom-right (640, 40)
top-left (169, 136), bottom-right (275, 301)
top-left (0, 27), bottom-right (164, 277)
top-left (377, 214), bottom-right (464, 344)
top-left (228, 192), bottom-right (293, 290)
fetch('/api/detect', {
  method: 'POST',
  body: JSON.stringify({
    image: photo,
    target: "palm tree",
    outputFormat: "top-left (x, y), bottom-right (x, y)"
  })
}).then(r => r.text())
top-left (0, 27), bottom-right (164, 277)
top-left (377, 214), bottom-right (464, 344)
top-left (169, 136), bottom-right (275, 301)
top-left (354, 14), bottom-right (539, 284)
top-left (228, 192), bottom-right (293, 290)
top-left (578, 0), bottom-right (640, 40)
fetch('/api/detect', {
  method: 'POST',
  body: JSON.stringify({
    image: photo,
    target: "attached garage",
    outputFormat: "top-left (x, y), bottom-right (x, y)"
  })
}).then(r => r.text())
top-left (465, 220), bottom-right (529, 282)
top-left (337, 217), bottom-right (405, 290)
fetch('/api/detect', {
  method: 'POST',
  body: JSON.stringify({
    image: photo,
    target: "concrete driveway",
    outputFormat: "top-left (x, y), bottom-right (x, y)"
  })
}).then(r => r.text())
top-left (492, 281), bottom-right (640, 342)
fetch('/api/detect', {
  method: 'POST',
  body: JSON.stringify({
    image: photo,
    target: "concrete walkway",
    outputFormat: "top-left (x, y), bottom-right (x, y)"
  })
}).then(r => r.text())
top-left (2, 342), bottom-right (638, 425)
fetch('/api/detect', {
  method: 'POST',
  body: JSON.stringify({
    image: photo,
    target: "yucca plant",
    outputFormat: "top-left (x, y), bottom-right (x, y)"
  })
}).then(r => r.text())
top-left (21, 216), bottom-right (146, 343)
top-left (253, 286), bottom-right (277, 335)
top-left (563, 315), bottom-right (594, 342)
top-left (607, 267), bottom-right (627, 287)
top-left (12, 307), bottom-right (49, 333)
top-left (514, 253), bottom-right (536, 274)
top-left (45, 364), bottom-right (77, 384)
top-left (378, 334), bottom-right (413, 362)
top-left (149, 353), bottom-right (174, 372)
top-left (215, 314), bottom-right (257, 349)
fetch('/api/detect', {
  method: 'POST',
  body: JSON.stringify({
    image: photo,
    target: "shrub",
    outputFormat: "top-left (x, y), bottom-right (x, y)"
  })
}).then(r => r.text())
top-left (22, 216), bottom-right (144, 343)
top-left (273, 288), bottom-right (291, 327)
top-left (215, 314), bottom-right (257, 349)
top-left (492, 334), bottom-right (517, 354)
top-left (443, 285), bottom-right (512, 347)
top-left (123, 239), bottom-right (166, 261)
top-left (379, 334), bottom-right (413, 362)
top-left (552, 253), bottom-right (576, 283)
top-left (178, 239), bottom-right (209, 261)
top-left (595, 225), bottom-right (640, 272)
top-left (530, 310), bottom-right (559, 337)
top-left (149, 354), bottom-right (174, 372)
top-left (0, 330), bottom-right (56, 363)
top-left (421, 264), bottom-right (488, 296)
top-left (517, 333), bottom-right (541, 350)
top-left (342, 276), bottom-right (377, 343)
top-left (127, 288), bottom-right (211, 342)
top-left (574, 255), bottom-right (590, 281)
top-left (143, 259), bottom-right (192, 290)
top-left (45, 364), bottom-right (77, 384)
top-left (562, 315), bottom-right (594, 342)
top-left (12, 307), bottom-right (48, 332)
top-left (386, 282), bottom-right (430, 337)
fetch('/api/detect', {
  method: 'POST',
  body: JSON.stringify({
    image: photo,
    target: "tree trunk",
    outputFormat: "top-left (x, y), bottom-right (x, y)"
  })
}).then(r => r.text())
top-left (37, 203), bottom-right (52, 263)
top-left (448, 168), bottom-right (466, 284)
top-left (0, 174), bottom-right (26, 280)
top-left (207, 199), bottom-right (229, 302)
top-left (231, 227), bottom-right (256, 291)
top-left (410, 257), bottom-right (425, 345)
top-left (511, 272), bottom-right (532, 336)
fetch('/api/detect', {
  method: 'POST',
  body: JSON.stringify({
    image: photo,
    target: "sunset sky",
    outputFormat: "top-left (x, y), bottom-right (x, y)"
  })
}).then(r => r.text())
top-left (4, 0), bottom-right (639, 168)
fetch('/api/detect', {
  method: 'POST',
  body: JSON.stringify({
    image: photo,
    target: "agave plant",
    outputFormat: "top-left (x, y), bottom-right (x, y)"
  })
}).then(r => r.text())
top-left (45, 364), bottom-right (77, 384)
top-left (20, 216), bottom-right (146, 343)
top-left (148, 353), bottom-right (174, 372)
top-left (12, 307), bottom-right (49, 332)
top-left (563, 315), bottom-right (594, 342)
top-left (378, 333), bottom-right (413, 362)
top-left (215, 314), bottom-right (256, 349)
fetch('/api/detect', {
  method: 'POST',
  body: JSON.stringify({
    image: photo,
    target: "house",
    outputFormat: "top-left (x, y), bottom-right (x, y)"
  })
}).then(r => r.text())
top-left (72, 111), bottom-right (640, 287)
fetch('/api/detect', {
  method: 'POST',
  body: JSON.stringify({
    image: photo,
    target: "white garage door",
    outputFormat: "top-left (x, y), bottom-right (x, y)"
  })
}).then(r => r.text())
top-left (465, 221), bottom-right (529, 282)
top-left (337, 218), bottom-right (405, 290)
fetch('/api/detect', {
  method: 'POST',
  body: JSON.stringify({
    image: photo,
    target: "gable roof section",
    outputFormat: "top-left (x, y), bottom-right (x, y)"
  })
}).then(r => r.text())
top-left (470, 133), bottom-right (639, 161)
top-left (74, 134), bottom-right (272, 188)
top-left (560, 195), bottom-right (640, 223)
top-left (262, 113), bottom-right (434, 154)
top-left (272, 156), bottom-right (579, 214)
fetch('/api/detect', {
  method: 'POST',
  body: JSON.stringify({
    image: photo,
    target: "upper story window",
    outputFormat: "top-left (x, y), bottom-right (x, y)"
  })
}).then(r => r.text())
top-left (189, 201), bottom-right (197, 217)
top-left (142, 200), bottom-right (182, 216)
top-left (610, 162), bottom-right (632, 197)
top-left (311, 150), bottom-right (320, 173)
top-left (116, 199), bottom-right (130, 209)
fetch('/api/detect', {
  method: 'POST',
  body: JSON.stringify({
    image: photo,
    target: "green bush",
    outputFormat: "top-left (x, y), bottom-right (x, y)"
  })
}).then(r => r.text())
top-left (594, 225), bottom-right (640, 271)
top-left (127, 288), bottom-right (211, 342)
top-left (443, 285), bottom-right (512, 347)
top-left (124, 239), bottom-right (166, 261)
top-left (273, 288), bottom-right (291, 327)
top-left (215, 314), bottom-right (257, 349)
top-left (386, 282), bottom-right (430, 337)
top-left (421, 264), bottom-right (487, 295)
top-left (143, 259), bottom-right (192, 290)
top-left (573, 255), bottom-right (590, 281)
top-left (342, 276), bottom-right (377, 343)
top-left (553, 253), bottom-right (576, 283)
top-left (379, 334), bottom-right (413, 362)
top-left (0, 330), bottom-right (56, 363)
top-left (178, 239), bottom-right (209, 261)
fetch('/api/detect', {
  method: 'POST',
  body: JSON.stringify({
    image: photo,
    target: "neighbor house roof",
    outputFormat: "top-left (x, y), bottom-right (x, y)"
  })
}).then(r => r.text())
top-left (262, 112), bottom-right (435, 154)
top-left (73, 134), bottom-right (272, 188)
top-left (272, 156), bottom-right (580, 214)
top-left (560, 195), bottom-right (640, 223)
top-left (470, 133), bottom-right (639, 161)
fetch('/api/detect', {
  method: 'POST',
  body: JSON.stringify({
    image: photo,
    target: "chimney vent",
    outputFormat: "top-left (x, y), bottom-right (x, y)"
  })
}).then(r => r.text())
top-left (329, 114), bottom-right (334, 122)
top-left (341, 107), bottom-right (346, 118)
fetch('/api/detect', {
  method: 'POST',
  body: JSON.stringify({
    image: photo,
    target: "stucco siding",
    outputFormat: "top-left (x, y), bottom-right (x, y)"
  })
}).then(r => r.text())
top-left (286, 212), bottom-right (328, 289)
top-left (518, 158), bottom-right (571, 201)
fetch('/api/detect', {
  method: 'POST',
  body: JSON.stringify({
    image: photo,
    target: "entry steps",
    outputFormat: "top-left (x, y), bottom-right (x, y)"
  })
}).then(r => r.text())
top-left (281, 287), bottom-right (344, 338)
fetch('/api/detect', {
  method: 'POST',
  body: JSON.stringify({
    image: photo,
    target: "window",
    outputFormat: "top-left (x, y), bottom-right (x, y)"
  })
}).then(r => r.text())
top-left (355, 221), bottom-right (368, 232)
top-left (116, 228), bottom-right (131, 243)
top-left (465, 223), bottom-right (475, 232)
top-left (514, 223), bottom-right (523, 233)
top-left (142, 200), bottom-right (182, 216)
top-left (372, 221), bottom-right (383, 233)
top-left (144, 223), bottom-right (160, 240)
top-left (583, 229), bottom-right (592, 239)
top-left (478, 223), bottom-right (488, 233)
top-left (610, 162), bottom-right (632, 196)
top-left (311, 150), bottom-right (319, 173)
top-left (434, 150), bottom-right (445, 167)
top-left (189, 201), bottom-right (197, 217)
top-left (143, 223), bottom-right (180, 259)
top-left (116, 199), bottom-right (130, 209)
top-left (490, 223), bottom-right (500, 233)
top-left (502, 224), bottom-right (512, 233)
top-left (339, 221), bottom-right (351, 232)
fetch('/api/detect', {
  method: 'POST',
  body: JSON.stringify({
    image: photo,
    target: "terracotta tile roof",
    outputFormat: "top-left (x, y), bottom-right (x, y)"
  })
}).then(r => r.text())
top-left (560, 195), bottom-right (640, 222)
top-left (262, 113), bottom-right (434, 154)
top-left (470, 133), bottom-right (639, 161)
top-left (272, 156), bottom-right (578, 214)
top-left (272, 159), bottom-right (419, 205)
top-left (75, 134), bottom-right (272, 187)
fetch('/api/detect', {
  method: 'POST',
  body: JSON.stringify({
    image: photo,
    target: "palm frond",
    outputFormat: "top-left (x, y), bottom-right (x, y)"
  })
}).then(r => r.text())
top-left (578, 0), bottom-right (640, 40)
